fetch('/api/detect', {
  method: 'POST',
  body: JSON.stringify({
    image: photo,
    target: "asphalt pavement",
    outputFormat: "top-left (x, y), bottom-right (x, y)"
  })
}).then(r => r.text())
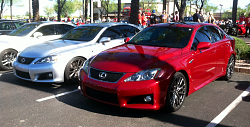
top-left (0, 71), bottom-right (249, 127)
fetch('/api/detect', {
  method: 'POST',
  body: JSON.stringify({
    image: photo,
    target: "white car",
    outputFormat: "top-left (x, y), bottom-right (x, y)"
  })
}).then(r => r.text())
top-left (13, 23), bottom-right (141, 83)
top-left (0, 21), bottom-right (76, 70)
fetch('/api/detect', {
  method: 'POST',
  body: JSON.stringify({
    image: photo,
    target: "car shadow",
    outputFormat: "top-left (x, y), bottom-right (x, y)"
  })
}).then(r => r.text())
top-left (0, 71), bottom-right (78, 94)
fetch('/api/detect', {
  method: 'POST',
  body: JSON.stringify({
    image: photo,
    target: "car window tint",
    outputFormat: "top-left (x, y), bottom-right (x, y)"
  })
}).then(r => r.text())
top-left (9, 24), bottom-right (39, 36)
top-left (35, 25), bottom-right (55, 36)
top-left (13, 22), bottom-right (24, 28)
top-left (120, 25), bottom-right (139, 37)
top-left (0, 22), bottom-right (13, 30)
top-left (192, 26), bottom-right (211, 50)
top-left (128, 27), bottom-right (193, 48)
top-left (56, 24), bottom-right (74, 34)
top-left (101, 26), bottom-right (123, 40)
top-left (208, 26), bottom-right (222, 43)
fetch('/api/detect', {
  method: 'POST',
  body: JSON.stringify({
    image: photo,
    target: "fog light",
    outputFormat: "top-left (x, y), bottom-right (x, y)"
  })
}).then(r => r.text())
top-left (144, 95), bottom-right (152, 102)
top-left (48, 73), bottom-right (53, 77)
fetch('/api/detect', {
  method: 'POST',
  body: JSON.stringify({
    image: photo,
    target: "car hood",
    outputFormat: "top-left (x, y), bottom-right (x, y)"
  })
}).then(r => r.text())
top-left (19, 39), bottom-right (89, 57)
top-left (91, 44), bottom-right (182, 72)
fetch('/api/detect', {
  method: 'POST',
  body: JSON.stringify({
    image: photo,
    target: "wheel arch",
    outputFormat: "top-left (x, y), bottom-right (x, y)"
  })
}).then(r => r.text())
top-left (178, 70), bottom-right (190, 97)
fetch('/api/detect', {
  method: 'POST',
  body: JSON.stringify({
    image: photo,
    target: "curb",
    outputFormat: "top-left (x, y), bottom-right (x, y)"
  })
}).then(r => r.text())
top-left (234, 67), bottom-right (250, 74)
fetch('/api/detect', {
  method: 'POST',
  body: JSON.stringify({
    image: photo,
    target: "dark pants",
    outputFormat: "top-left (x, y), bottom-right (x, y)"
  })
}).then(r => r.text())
top-left (246, 26), bottom-right (250, 37)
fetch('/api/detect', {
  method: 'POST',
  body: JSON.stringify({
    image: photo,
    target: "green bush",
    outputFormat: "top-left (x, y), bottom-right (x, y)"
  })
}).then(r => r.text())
top-left (232, 37), bottom-right (250, 60)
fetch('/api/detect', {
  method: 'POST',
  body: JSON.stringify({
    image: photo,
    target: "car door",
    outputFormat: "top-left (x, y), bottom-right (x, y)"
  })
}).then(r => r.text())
top-left (207, 26), bottom-right (230, 75)
top-left (191, 26), bottom-right (217, 88)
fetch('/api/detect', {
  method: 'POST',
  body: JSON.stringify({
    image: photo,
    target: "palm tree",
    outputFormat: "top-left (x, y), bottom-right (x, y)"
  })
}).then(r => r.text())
top-left (129, 0), bottom-right (139, 25)
top-left (85, 0), bottom-right (88, 23)
top-left (32, 0), bottom-right (39, 22)
top-left (118, 0), bottom-right (121, 22)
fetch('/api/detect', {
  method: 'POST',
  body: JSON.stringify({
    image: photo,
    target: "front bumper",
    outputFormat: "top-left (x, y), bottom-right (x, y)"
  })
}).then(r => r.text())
top-left (13, 60), bottom-right (65, 83)
top-left (79, 71), bottom-right (171, 110)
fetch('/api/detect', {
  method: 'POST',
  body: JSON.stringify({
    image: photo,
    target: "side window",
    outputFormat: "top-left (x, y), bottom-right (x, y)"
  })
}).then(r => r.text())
top-left (192, 26), bottom-right (211, 50)
top-left (120, 25), bottom-right (139, 37)
top-left (56, 24), bottom-right (74, 35)
top-left (0, 22), bottom-right (13, 30)
top-left (13, 22), bottom-right (24, 28)
top-left (208, 26), bottom-right (222, 43)
top-left (100, 26), bottom-right (123, 40)
top-left (35, 25), bottom-right (55, 36)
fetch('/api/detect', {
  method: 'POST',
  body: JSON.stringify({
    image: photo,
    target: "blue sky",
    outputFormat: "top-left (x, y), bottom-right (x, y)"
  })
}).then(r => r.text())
top-left (6, 0), bottom-right (249, 16)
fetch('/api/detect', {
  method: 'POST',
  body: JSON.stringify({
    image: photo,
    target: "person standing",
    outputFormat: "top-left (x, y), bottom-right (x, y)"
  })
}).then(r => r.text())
top-left (199, 10), bottom-right (204, 23)
top-left (173, 11), bottom-right (179, 22)
top-left (193, 9), bottom-right (201, 22)
top-left (141, 12), bottom-right (147, 28)
top-left (138, 10), bottom-right (142, 28)
top-left (245, 13), bottom-right (250, 38)
top-left (239, 13), bottom-right (245, 23)
top-left (208, 11), bottom-right (215, 24)
top-left (150, 10), bottom-right (157, 25)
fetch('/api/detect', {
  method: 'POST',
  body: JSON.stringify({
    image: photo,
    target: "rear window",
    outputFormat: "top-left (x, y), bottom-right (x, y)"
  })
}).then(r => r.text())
top-left (127, 27), bottom-right (193, 48)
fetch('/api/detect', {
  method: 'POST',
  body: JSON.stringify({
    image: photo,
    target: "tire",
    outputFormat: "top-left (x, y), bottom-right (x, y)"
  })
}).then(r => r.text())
top-left (0, 49), bottom-right (18, 71)
top-left (64, 57), bottom-right (86, 83)
top-left (165, 72), bottom-right (187, 112)
top-left (221, 55), bottom-right (235, 80)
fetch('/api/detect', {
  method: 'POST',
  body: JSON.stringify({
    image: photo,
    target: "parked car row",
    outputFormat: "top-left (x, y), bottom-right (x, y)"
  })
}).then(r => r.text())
top-left (0, 19), bottom-right (25, 35)
top-left (1, 22), bottom-right (236, 112)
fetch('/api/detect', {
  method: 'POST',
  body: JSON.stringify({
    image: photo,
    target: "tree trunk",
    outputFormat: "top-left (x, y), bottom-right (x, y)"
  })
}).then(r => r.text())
top-left (85, 0), bottom-right (88, 23)
top-left (118, 0), bottom-right (121, 22)
top-left (57, 0), bottom-right (67, 22)
top-left (129, 0), bottom-right (139, 25)
top-left (82, 0), bottom-right (85, 21)
top-left (174, 0), bottom-right (187, 22)
top-left (163, 0), bottom-right (166, 12)
top-left (0, 0), bottom-right (4, 19)
top-left (32, 0), bottom-right (39, 22)
top-left (232, 0), bottom-right (238, 24)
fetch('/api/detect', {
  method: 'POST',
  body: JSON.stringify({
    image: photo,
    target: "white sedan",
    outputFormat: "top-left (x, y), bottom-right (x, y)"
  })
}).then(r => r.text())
top-left (0, 21), bottom-right (76, 70)
top-left (13, 23), bottom-right (141, 83)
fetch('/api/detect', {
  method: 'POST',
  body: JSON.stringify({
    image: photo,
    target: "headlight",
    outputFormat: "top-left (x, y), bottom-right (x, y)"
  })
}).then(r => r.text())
top-left (82, 58), bottom-right (91, 74)
top-left (124, 68), bottom-right (161, 82)
top-left (35, 55), bottom-right (58, 64)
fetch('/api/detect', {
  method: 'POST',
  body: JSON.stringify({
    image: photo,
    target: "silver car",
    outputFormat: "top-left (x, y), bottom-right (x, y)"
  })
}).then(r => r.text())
top-left (0, 21), bottom-right (76, 71)
top-left (13, 23), bottom-right (141, 83)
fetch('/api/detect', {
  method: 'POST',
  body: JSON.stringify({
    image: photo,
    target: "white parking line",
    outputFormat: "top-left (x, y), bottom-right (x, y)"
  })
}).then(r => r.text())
top-left (0, 72), bottom-right (13, 77)
top-left (206, 86), bottom-right (250, 127)
top-left (36, 89), bottom-right (78, 102)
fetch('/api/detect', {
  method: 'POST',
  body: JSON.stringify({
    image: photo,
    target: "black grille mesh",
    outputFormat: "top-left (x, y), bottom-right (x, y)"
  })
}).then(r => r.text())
top-left (17, 56), bottom-right (35, 65)
top-left (16, 70), bottom-right (30, 79)
top-left (86, 87), bottom-right (119, 104)
top-left (89, 68), bottom-right (124, 83)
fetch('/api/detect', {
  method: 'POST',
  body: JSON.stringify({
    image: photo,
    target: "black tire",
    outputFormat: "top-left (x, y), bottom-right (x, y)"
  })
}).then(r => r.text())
top-left (0, 49), bottom-right (18, 71)
top-left (221, 55), bottom-right (235, 80)
top-left (165, 72), bottom-right (187, 112)
top-left (64, 57), bottom-right (86, 83)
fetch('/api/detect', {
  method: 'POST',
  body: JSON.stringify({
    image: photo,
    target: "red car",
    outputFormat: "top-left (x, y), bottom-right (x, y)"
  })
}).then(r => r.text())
top-left (78, 22), bottom-right (236, 112)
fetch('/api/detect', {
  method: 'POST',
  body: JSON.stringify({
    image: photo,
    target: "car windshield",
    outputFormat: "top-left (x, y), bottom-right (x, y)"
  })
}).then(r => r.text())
top-left (127, 27), bottom-right (193, 48)
top-left (8, 24), bottom-right (39, 36)
top-left (61, 26), bottom-right (103, 41)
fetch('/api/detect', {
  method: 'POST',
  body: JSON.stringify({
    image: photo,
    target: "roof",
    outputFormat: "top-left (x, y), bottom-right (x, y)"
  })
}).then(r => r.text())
top-left (78, 22), bottom-right (138, 28)
top-left (152, 22), bottom-right (215, 28)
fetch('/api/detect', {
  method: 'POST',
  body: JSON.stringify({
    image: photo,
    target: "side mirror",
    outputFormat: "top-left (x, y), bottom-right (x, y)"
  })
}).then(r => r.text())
top-left (99, 37), bottom-right (111, 44)
top-left (33, 32), bottom-right (43, 38)
top-left (197, 42), bottom-right (211, 50)
top-left (124, 37), bottom-right (130, 43)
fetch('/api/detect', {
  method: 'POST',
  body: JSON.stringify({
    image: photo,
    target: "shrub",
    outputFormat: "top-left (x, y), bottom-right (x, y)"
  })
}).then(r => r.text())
top-left (232, 37), bottom-right (250, 60)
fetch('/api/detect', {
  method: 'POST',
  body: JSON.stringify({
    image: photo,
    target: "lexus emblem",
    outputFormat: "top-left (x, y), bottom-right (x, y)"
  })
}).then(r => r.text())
top-left (21, 58), bottom-right (25, 63)
top-left (99, 72), bottom-right (107, 79)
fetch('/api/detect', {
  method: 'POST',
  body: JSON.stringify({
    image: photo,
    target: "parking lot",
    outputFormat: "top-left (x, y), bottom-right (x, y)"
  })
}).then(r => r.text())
top-left (0, 70), bottom-right (249, 127)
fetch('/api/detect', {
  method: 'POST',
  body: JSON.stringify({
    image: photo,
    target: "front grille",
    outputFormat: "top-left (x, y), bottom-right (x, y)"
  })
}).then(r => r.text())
top-left (89, 68), bottom-right (124, 83)
top-left (17, 56), bottom-right (35, 65)
top-left (86, 87), bottom-right (119, 104)
top-left (16, 70), bottom-right (30, 79)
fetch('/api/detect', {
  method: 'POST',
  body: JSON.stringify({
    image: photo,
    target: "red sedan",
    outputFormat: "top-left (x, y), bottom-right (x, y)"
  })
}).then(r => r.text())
top-left (78, 22), bottom-right (236, 112)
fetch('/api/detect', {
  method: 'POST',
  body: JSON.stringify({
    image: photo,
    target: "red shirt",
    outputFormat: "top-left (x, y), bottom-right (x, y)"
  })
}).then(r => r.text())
top-left (142, 15), bottom-right (147, 26)
top-left (138, 14), bottom-right (142, 24)
top-left (245, 16), bottom-right (250, 27)
top-left (239, 16), bottom-right (245, 23)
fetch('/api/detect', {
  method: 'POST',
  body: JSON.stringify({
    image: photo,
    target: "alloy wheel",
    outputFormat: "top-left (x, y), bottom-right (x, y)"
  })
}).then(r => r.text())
top-left (2, 51), bottom-right (17, 70)
top-left (170, 76), bottom-right (187, 109)
top-left (68, 58), bottom-right (85, 82)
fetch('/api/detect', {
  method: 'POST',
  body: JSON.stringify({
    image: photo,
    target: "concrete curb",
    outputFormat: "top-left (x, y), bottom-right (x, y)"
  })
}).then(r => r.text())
top-left (234, 67), bottom-right (250, 74)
